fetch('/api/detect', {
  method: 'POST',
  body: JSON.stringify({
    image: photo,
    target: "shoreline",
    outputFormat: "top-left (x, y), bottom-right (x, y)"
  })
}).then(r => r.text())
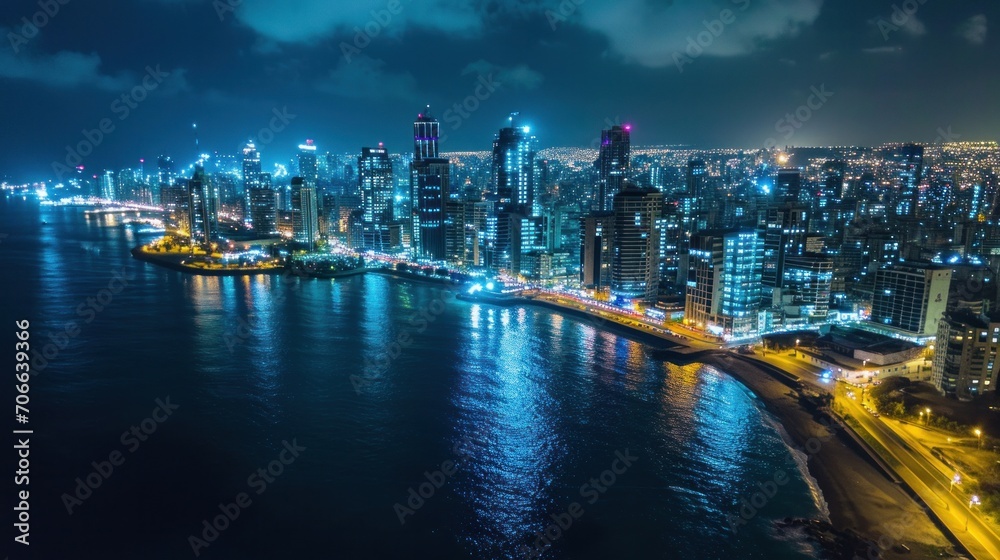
top-left (492, 295), bottom-right (959, 559)
top-left (130, 247), bottom-right (287, 277)
top-left (682, 355), bottom-right (955, 558)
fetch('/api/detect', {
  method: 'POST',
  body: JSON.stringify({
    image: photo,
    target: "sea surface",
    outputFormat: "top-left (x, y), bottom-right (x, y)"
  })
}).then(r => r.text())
top-left (1, 196), bottom-right (824, 559)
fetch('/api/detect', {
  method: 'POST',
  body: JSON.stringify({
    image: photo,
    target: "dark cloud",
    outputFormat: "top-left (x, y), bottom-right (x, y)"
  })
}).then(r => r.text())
top-left (0, 0), bottom-right (997, 180)
top-left (960, 14), bottom-right (988, 45)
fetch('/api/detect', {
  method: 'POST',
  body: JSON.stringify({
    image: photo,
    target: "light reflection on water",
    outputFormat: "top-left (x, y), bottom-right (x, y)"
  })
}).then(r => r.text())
top-left (9, 200), bottom-right (821, 559)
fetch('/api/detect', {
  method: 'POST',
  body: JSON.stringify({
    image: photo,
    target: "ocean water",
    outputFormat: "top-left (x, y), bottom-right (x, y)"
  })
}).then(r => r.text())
top-left (1, 196), bottom-right (822, 559)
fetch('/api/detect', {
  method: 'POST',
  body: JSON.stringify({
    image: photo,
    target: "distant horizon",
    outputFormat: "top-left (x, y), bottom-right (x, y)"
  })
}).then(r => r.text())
top-left (5, 138), bottom-right (1000, 186)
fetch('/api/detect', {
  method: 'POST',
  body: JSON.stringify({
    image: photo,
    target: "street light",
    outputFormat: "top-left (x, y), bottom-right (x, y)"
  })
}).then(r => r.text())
top-left (967, 494), bottom-right (981, 531)
top-left (951, 473), bottom-right (961, 493)
top-left (975, 429), bottom-right (983, 449)
top-left (925, 407), bottom-right (931, 426)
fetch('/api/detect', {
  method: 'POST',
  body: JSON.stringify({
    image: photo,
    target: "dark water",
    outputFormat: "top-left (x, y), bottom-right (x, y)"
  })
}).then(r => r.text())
top-left (1, 196), bottom-right (822, 559)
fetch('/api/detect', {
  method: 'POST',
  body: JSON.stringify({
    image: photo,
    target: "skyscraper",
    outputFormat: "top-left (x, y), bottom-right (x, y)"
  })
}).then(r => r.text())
top-left (249, 187), bottom-right (277, 236)
top-left (595, 125), bottom-right (631, 212)
top-left (157, 155), bottom-right (176, 187)
top-left (242, 141), bottom-right (262, 224)
top-left (775, 168), bottom-right (802, 204)
top-left (358, 144), bottom-right (394, 250)
top-left (292, 177), bottom-right (319, 250)
top-left (686, 159), bottom-right (707, 197)
top-left (99, 170), bottom-right (116, 200)
top-left (685, 228), bottom-right (764, 340)
top-left (187, 165), bottom-right (219, 245)
top-left (894, 144), bottom-right (924, 218)
top-left (410, 108), bottom-right (451, 260)
top-left (298, 140), bottom-right (319, 189)
top-left (759, 205), bottom-right (810, 301)
top-left (489, 114), bottom-right (539, 270)
top-left (610, 186), bottom-right (662, 302)
top-left (580, 212), bottom-right (614, 291)
top-left (491, 113), bottom-right (537, 214)
top-left (413, 106), bottom-right (438, 160)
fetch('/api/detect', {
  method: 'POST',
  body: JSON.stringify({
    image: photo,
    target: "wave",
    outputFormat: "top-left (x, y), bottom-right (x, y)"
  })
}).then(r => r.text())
top-left (760, 410), bottom-right (831, 522)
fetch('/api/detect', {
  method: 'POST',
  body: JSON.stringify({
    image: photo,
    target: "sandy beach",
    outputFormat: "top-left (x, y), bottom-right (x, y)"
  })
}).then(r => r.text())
top-left (703, 353), bottom-right (959, 559)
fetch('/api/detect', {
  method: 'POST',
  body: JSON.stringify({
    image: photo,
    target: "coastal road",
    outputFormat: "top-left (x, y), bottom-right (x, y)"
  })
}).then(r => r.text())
top-left (836, 383), bottom-right (1000, 559)
top-left (746, 352), bottom-right (834, 393)
top-left (529, 293), bottom-right (719, 350)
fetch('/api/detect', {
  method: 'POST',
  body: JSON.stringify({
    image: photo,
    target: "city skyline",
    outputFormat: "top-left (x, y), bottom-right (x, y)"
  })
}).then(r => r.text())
top-left (7, 2), bottom-right (1000, 558)
top-left (1, 0), bottom-right (998, 179)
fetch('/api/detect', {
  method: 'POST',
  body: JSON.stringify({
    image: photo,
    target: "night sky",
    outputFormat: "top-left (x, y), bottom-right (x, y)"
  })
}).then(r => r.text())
top-left (1, 0), bottom-right (997, 179)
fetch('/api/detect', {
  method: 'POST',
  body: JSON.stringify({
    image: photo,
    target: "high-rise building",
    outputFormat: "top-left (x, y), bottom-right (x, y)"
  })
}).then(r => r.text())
top-left (410, 108), bottom-right (451, 260)
top-left (187, 165), bottom-right (219, 245)
top-left (291, 177), bottom-right (319, 249)
top-left (580, 212), bottom-right (613, 291)
top-left (822, 160), bottom-right (845, 201)
top-left (413, 106), bottom-right (438, 160)
top-left (99, 171), bottom-right (117, 201)
top-left (775, 168), bottom-right (802, 204)
top-left (759, 205), bottom-right (810, 300)
top-left (610, 186), bottom-right (662, 302)
top-left (933, 310), bottom-right (1000, 399)
top-left (157, 155), bottom-right (176, 188)
top-left (491, 113), bottom-right (537, 214)
top-left (686, 159), bottom-right (707, 197)
top-left (358, 144), bottom-right (394, 250)
top-left (298, 140), bottom-right (319, 189)
top-left (871, 264), bottom-right (951, 337)
top-left (242, 141), bottom-right (262, 224)
top-left (359, 144), bottom-right (393, 225)
top-left (595, 125), bottom-right (631, 212)
top-left (161, 183), bottom-right (189, 233)
top-left (894, 144), bottom-right (924, 218)
top-left (780, 254), bottom-right (834, 323)
top-left (685, 228), bottom-right (764, 340)
top-left (117, 168), bottom-right (143, 202)
top-left (249, 187), bottom-right (277, 236)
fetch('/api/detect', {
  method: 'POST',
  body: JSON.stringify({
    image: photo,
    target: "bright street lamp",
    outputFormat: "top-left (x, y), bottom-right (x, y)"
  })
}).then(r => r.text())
top-left (975, 429), bottom-right (983, 449)
top-left (925, 407), bottom-right (931, 426)
top-left (951, 473), bottom-right (961, 493)
top-left (967, 495), bottom-right (981, 531)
